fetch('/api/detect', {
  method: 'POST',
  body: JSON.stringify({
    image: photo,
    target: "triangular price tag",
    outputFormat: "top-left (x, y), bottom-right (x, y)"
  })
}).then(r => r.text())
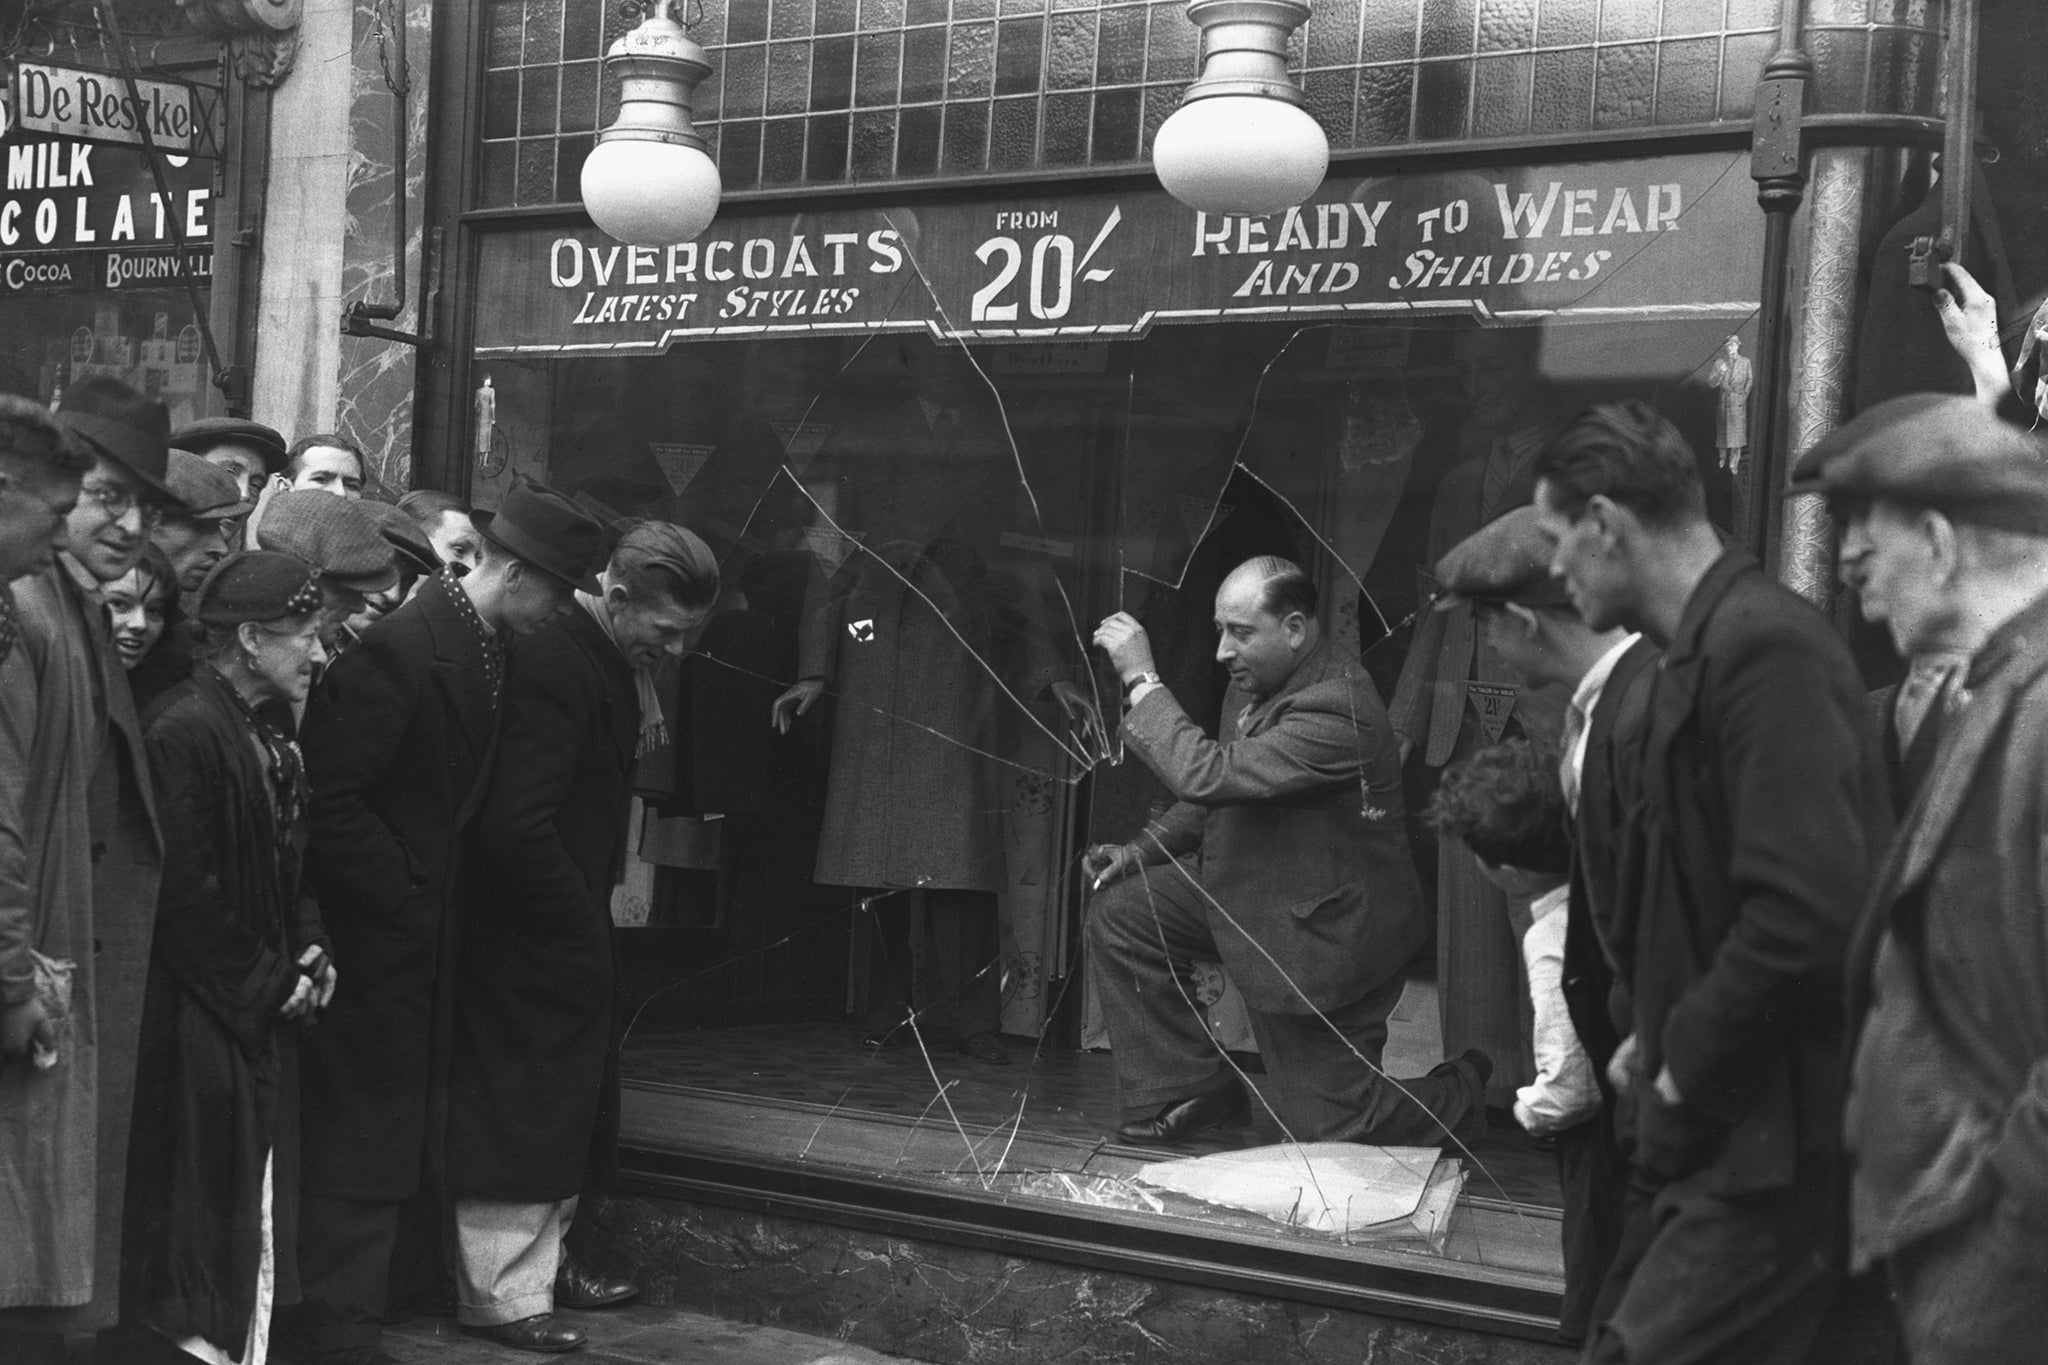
top-left (802, 525), bottom-right (864, 573)
top-left (1466, 682), bottom-right (1518, 745)
top-left (772, 422), bottom-right (833, 474)
top-left (648, 442), bottom-right (715, 495)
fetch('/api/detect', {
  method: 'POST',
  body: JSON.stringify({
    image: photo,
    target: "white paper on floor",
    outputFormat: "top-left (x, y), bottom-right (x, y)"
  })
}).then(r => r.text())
top-left (1134, 1142), bottom-right (1446, 1237)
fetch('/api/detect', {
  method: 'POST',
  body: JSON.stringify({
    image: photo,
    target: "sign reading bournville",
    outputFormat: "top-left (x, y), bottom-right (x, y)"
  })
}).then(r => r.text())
top-left (0, 135), bottom-right (213, 295)
top-left (472, 152), bottom-right (1760, 355)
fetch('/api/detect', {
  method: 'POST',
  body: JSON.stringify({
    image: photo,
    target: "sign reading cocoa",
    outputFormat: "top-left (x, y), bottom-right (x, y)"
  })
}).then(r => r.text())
top-left (11, 61), bottom-right (201, 153)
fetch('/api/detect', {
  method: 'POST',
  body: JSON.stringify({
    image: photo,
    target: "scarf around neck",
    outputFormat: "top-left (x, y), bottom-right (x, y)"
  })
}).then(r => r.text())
top-left (576, 590), bottom-right (668, 757)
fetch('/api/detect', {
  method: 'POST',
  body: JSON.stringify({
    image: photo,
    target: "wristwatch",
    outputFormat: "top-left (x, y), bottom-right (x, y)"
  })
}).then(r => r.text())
top-left (1123, 670), bottom-right (1162, 700)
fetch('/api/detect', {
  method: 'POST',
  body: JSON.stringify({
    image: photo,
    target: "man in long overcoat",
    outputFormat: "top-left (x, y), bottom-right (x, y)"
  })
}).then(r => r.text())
top-left (448, 521), bottom-right (716, 1351)
top-left (1530, 403), bottom-right (1889, 1364)
top-left (1084, 557), bottom-right (1487, 1148)
top-left (1814, 396), bottom-right (2048, 1362)
top-left (0, 379), bottom-right (169, 1344)
top-left (290, 480), bottom-right (606, 1365)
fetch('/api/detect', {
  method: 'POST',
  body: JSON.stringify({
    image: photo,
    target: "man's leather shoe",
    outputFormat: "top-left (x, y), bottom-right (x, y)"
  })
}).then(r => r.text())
top-left (1115, 1084), bottom-right (1249, 1145)
top-left (955, 1031), bottom-right (1009, 1065)
top-left (460, 1314), bottom-right (584, 1353)
top-left (555, 1257), bottom-right (639, 1309)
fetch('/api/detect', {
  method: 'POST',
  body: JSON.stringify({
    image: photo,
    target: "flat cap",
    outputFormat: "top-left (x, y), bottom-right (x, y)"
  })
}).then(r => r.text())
top-left (256, 490), bottom-right (400, 594)
top-left (1787, 393), bottom-right (2048, 533)
top-left (164, 449), bottom-right (249, 520)
top-left (358, 498), bottom-right (441, 578)
top-left (1432, 505), bottom-right (1574, 612)
top-left (173, 417), bottom-right (288, 473)
top-left (194, 550), bottom-right (323, 625)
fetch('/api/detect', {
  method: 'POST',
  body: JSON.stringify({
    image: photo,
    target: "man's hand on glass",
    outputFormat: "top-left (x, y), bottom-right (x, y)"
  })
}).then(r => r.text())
top-left (1082, 842), bottom-right (1144, 894)
top-left (1935, 260), bottom-right (2011, 407)
top-left (1091, 612), bottom-right (1156, 684)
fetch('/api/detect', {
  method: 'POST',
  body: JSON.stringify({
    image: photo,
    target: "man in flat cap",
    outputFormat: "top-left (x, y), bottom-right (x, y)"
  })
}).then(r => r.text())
top-left (1084, 556), bottom-right (1487, 1150)
top-left (1530, 402), bottom-right (1889, 1364)
top-left (256, 489), bottom-right (400, 665)
top-left (1811, 394), bottom-right (2048, 1363)
top-left (173, 416), bottom-right (287, 510)
top-left (289, 479), bottom-right (605, 1365)
top-left (1431, 505), bottom-right (1651, 1345)
top-left (0, 378), bottom-right (166, 1347)
top-left (154, 449), bottom-right (251, 598)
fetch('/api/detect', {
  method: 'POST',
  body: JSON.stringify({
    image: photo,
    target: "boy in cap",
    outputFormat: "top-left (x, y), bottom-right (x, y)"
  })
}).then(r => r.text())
top-left (1429, 504), bottom-right (1650, 1343)
top-left (1811, 394), bottom-right (2048, 1364)
top-left (1, 377), bottom-right (166, 1346)
top-left (255, 489), bottom-right (400, 662)
top-left (290, 479), bottom-right (606, 1365)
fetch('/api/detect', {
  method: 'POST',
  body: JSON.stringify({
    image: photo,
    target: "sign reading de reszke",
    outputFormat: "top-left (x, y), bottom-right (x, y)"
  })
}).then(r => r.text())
top-left (10, 61), bottom-right (201, 154)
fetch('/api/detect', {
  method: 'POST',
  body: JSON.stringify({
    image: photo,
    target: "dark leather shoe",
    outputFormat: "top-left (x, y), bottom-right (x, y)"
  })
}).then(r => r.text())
top-left (460, 1314), bottom-right (584, 1353)
top-left (554, 1256), bottom-right (639, 1309)
top-left (954, 1031), bottom-right (1009, 1065)
top-left (1115, 1084), bottom-right (1249, 1145)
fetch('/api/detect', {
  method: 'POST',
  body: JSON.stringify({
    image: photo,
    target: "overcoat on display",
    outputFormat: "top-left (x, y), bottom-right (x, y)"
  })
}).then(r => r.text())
top-left (798, 396), bottom-right (1015, 894)
top-left (449, 607), bottom-right (634, 1201)
top-left (122, 666), bottom-right (324, 1350)
top-left (298, 572), bottom-right (500, 1201)
top-left (0, 562), bottom-right (161, 1331)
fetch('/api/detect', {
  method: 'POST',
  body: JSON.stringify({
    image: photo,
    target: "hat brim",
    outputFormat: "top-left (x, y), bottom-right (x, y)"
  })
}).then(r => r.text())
top-left (62, 412), bottom-right (189, 512)
top-left (473, 510), bottom-right (603, 595)
top-left (173, 421), bottom-right (290, 474)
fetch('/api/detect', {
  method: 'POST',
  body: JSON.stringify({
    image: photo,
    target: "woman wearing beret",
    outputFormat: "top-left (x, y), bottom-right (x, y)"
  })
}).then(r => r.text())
top-left (118, 552), bottom-right (337, 1365)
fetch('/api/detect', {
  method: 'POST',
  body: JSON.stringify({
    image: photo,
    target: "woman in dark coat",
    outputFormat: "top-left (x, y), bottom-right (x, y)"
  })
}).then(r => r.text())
top-left (120, 551), bottom-right (336, 1365)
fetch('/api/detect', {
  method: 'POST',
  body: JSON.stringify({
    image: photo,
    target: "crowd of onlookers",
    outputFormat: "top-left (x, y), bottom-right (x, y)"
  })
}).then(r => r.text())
top-left (2, 377), bottom-right (718, 1365)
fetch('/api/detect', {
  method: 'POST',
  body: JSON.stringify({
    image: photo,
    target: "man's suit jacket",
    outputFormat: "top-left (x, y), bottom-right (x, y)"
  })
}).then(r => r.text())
top-left (1562, 637), bottom-right (1659, 1078)
top-left (450, 606), bottom-right (637, 1201)
top-left (1123, 636), bottom-right (1426, 1015)
top-left (296, 572), bottom-right (498, 1200)
top-left (1846, 591), bottom-right (2048, 1224)
top-left (1619, 551), bottom-right (1889, 1194)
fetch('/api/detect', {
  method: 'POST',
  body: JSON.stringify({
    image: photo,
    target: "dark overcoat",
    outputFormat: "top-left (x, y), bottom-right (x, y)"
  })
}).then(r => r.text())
top-left (124, 667), bottom-right (322, 1350)
top-left (1562, 636), bottom-right (1659, 1076)
top-left (297, 573), bottom-right (498, 1200)
top-left (449, 607), bottom-right (634, 1200)
top-left (1617, 551), bottom-right (1890, 1194)
top-left (1121, 636), bottom-right (1426, 1015)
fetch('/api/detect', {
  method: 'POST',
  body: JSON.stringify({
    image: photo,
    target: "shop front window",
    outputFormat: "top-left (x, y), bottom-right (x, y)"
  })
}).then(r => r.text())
top-left (468, 151), bottom-right (1760, 1283)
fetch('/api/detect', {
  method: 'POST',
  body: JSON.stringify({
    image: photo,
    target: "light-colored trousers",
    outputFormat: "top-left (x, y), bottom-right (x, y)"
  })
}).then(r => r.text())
top-left (453, 1195), bottom-right (578, 1327)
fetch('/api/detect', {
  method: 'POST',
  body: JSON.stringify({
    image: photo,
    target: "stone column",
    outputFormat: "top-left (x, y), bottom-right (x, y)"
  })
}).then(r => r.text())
top-left (1778, 146), bottom-right (1869, 610)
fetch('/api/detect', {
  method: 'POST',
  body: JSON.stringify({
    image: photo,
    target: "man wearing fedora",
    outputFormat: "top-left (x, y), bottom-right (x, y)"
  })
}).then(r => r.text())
top-left (0, 377), bottom-right (167, 1346)
top-left (290, 478), bottom-right (605, 1365)
top-left (447, 516), bottom-right (717, 1352)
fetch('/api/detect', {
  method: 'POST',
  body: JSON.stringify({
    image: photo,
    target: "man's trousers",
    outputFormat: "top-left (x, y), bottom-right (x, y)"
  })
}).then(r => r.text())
top-left (1085, 857), bottom-right (1477, 1145)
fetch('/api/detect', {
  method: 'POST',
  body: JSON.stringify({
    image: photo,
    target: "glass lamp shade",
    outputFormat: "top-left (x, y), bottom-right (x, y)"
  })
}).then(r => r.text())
top-left (1153, 94), bottom-right (1330, 217)
top-left (580, 138), bottom-right (722, 247)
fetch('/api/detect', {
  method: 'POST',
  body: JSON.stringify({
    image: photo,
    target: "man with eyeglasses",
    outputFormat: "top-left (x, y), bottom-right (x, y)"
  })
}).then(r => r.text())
top-left (0, 377), bottom-right (170, 1350)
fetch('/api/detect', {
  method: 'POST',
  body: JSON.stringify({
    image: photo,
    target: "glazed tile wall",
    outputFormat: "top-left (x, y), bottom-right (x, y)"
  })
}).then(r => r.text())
top-left (476, 0), bottom-right (1941, 209)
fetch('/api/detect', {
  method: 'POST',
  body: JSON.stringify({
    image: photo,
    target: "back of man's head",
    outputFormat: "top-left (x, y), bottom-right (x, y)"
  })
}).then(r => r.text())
top-left (607, 519), bottom-right (719, 611)
top-left (0, 394), bottom-right (92, 482)
top-left (1535, 401), bottom-right (1705, 531)
top-left (1425, 738), bottom-right (1572, 881)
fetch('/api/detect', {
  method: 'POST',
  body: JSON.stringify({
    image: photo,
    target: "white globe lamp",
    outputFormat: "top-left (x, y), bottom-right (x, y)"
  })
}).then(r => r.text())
top-left (1152, 0), bottom-right (1330, 218)
top-left (579, 0), bottom-right (722, 246)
